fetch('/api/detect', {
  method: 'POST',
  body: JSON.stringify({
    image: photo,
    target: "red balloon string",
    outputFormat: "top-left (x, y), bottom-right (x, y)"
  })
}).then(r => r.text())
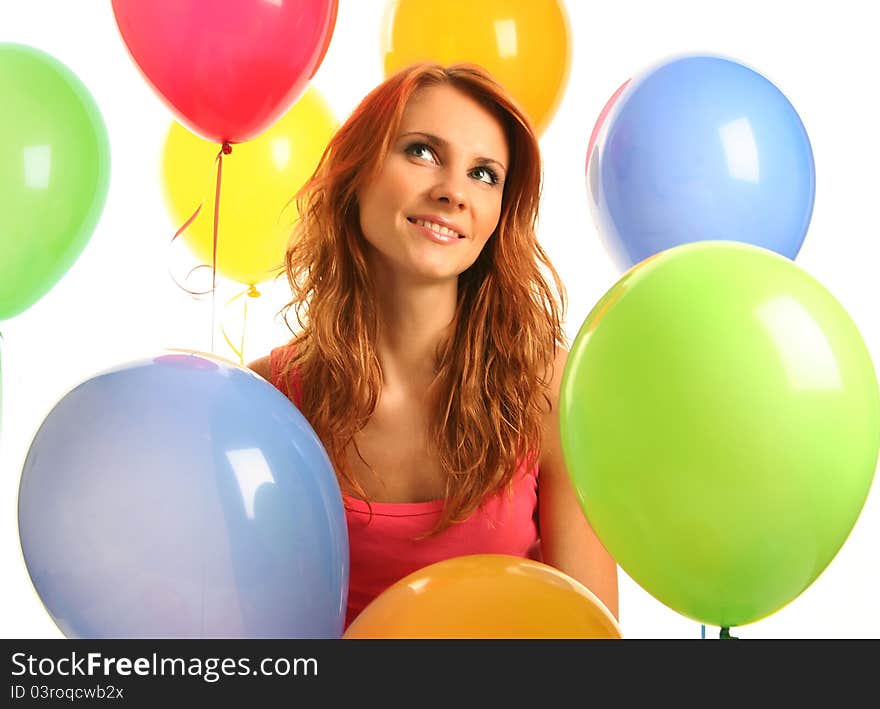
top-left (167, 142), bottom-right (233, 352)
top-left (209, 142), bottom-right (233, 351)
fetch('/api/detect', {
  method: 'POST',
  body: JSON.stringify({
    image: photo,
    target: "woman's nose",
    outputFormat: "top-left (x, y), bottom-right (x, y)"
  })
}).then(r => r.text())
top-left (429, 172), bottom-right (467, 209)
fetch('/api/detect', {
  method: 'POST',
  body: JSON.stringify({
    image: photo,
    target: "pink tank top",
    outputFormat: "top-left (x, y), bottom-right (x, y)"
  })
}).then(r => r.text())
top-left (268, 346), bottom-right (541, 628)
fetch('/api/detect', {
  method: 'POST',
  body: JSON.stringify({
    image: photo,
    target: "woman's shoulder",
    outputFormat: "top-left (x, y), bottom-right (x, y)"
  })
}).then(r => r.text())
top-left (247, 354), bottom-right (273, 381)
top-left (249, 344), bottom-right (302, 404)
top-left (544, 345), bottom-right (569, 404)
top-left (247, 345), bottom-right (294, 386)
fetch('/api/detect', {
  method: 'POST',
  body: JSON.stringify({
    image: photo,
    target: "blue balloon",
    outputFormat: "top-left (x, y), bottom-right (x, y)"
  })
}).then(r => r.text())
top-left (587, 54), bottom-right (815, 271)
top-left (18, 351), bottom-right (348, 638)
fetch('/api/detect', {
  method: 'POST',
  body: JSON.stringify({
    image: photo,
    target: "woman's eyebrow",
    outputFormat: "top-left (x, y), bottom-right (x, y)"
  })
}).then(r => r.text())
top-left (399, 131), bottom-right (507, 173)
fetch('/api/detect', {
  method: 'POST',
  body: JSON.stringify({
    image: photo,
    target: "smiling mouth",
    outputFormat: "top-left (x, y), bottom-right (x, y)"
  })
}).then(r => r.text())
top-left (407, 217), bottom-right (466, 239)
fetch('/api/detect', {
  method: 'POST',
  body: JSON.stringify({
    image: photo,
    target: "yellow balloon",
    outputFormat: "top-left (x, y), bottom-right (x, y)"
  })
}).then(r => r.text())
top-left (382, 0), bottom-right (571, 135)
top-left (161, 88), bottom-right (337, 286)
top-left (343, 554), bottom-right (622, 639)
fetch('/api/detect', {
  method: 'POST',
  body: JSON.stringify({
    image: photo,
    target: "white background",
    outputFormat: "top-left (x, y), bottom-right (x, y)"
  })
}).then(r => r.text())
top-left (1, 0), bottom-right (878, 639)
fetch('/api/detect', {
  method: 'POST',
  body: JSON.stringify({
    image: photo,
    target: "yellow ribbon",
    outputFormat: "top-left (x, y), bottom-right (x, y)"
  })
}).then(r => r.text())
top-left (220, 283), bottom-right (262, 365)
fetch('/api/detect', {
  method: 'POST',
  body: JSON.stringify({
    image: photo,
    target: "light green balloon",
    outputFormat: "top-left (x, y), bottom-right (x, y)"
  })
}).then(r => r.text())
top-left (0, 43), bottom-right (110, 320)
top-left (560, 241), bottom-right (880, 628)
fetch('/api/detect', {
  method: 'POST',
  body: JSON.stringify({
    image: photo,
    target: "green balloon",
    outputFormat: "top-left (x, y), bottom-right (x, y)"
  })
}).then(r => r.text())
top-left (560, 241), bottom-right (880, 628)
top-left (0, 43), bottom-right (110, 320)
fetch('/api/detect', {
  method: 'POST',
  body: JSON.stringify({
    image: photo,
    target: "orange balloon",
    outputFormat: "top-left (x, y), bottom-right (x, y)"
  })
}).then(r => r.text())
top-left (382, 0), bottom-right (571, 136)
top-left (343, 554), bottom-right (622, 639)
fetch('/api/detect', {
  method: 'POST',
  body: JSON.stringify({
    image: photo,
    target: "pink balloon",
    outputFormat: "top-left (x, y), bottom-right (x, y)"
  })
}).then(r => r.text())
top-left (112, 0), bottom-right (338, 144)
top-left (585, 79), bottom-right (631, 174)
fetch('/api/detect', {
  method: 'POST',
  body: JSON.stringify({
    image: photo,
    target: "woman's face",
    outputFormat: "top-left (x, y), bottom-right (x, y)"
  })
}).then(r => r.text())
top-left (357, 83), bottom-right (509, 285)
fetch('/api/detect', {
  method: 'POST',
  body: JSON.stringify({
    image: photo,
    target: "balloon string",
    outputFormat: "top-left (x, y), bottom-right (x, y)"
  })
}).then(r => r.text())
top-left (221, 284), bottom-right (261, 365)
top-left (167, 145), bottom-right (224, 296)
top-left (167, 141), bottom-right (232, 351)
top-left (168, 206), bottom-right (213, 297)
top-left (210, 142), bottom-right (232, 353)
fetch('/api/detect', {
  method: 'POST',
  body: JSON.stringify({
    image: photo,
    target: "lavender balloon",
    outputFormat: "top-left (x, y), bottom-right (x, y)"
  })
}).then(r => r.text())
top-left (18, 351), bottom-right (348, 638)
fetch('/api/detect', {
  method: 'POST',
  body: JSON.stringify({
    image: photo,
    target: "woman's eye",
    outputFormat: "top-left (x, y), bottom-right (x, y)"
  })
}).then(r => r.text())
top-left (471, 165), bottom-right (499, 185)
top-left (405, 142), bottom-right (436, 162)
top-left (405, 143), bottom-right (499, 186)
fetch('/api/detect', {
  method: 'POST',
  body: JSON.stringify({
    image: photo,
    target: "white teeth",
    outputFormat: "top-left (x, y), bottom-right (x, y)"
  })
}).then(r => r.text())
top-left (414, 218), bottom-right (460, 238)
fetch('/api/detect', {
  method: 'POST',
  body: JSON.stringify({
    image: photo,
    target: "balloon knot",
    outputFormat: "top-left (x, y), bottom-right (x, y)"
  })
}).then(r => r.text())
top-left (246, 284), bottom-right (261, 298)
top-left (221, 142), bottom-right (233, 155)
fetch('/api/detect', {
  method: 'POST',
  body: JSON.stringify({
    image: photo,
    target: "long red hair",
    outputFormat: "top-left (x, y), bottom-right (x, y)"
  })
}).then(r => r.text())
top-left (278, 63), bottom-right (566, 534)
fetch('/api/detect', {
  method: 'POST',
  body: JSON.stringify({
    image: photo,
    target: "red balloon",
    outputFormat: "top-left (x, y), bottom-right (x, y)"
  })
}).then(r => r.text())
top-left (112, 0), bottom-right (338, 144)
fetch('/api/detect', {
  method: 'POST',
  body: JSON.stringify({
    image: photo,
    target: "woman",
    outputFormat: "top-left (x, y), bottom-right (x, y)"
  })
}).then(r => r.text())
top-left (249, 63), bottom-right (618, 629)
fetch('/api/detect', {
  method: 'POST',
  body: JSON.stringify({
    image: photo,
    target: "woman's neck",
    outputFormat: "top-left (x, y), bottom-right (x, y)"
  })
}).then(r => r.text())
top-left (373, 277), bottom-right (457, 398)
